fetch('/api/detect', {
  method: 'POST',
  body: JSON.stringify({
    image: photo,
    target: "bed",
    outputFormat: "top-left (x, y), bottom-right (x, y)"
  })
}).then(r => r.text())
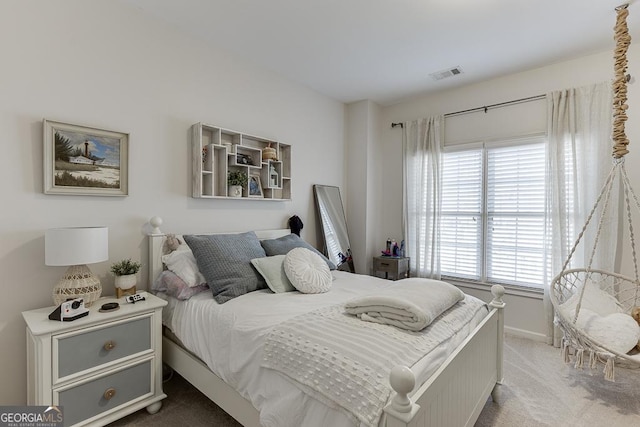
top-left (146, 217), bottom-right (505, 427)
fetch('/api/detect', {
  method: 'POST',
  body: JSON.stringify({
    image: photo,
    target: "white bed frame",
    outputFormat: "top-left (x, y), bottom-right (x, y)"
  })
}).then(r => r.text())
top-left (147, 216), bottom-right (505, 427)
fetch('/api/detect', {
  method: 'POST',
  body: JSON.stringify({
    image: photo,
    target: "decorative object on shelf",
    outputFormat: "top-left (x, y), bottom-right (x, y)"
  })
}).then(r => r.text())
top-left (248, 174), bottom-right (264, 198)
top-left (110, 258), bottom-right (141, 298)
top-left (43, 119), bottom-right (129, 196)
top-left (45, 226), bottom-right (109, 307)
top-left (262, 143), bottom-right (277, 161)
top-left (269, 163), bottom-right (279, 187)
top-left (202, 146), bottom-right (208, 165)
top-left (228, 170), bottom-right (248, 198)
top-left (236, 153), bottom-right (253, 165)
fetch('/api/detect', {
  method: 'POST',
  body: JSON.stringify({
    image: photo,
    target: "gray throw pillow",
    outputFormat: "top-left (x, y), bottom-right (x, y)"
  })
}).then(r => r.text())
top-left (184, 232), bottom-right (267, 303)
top-left (260, 233), bottom-right (336, 270)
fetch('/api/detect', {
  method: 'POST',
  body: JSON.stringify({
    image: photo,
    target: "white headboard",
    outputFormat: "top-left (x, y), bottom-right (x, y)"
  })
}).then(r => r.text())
top-left (147, 216), bottom-right (291, 287)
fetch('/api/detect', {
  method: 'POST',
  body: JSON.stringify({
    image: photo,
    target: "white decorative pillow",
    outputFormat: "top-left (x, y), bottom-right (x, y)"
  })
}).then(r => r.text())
top-left (573, 309), bottom-right (640, 354)
top-left (561, 283), bottom-right (623, 317)
top-left (284, 247), bottom-right (332, 294)
top-left (161, 244), bottom-right (206, 287)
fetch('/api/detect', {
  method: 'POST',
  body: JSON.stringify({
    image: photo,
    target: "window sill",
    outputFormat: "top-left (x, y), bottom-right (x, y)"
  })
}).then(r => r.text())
top-left (443, 276), bottom-right (544, 300)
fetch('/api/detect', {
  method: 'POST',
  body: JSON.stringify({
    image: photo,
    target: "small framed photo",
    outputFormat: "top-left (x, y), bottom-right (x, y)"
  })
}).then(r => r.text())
top-left (43, 119), bottom-right (129, 196)
top-left (248, 174), bottom-right (263, 198)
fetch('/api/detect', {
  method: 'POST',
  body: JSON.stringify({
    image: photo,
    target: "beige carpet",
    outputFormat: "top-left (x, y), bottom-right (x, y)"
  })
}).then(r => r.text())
top-left (110, 334), bottom-right (640, 426)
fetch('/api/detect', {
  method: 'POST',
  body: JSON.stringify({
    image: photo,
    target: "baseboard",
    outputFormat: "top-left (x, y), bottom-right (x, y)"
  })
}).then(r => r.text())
top-left (504, 326), bottom-right (547, 342)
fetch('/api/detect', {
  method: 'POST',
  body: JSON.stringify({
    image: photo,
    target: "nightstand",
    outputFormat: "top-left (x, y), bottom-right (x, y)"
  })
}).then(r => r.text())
top-left (373, 256), bottom-right (410, 280)
top-left (22, 292), bottom-right (167, 427)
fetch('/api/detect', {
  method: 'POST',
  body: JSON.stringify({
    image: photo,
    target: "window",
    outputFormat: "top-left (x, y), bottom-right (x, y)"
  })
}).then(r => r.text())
top-left (440, 136), bottom-right (546, 289)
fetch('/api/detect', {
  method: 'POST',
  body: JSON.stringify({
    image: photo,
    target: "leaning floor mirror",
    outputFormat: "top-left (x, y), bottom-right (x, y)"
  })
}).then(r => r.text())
top-left (313, 184), bottom-right (355, 273)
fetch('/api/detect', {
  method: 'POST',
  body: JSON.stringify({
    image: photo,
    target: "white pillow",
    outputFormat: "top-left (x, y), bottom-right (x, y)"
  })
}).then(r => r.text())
top-left (560, 283), bottom-right (623, 317)
top-left (573, 309), bottom-right (640, 354)
top-left (284, 247), bottom-right (332, 294)
top-left (161, 244), bottom-right (206, 287)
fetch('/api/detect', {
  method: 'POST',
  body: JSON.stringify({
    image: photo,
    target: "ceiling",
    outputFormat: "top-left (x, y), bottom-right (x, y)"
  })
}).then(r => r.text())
top-left (121, 0), bottom-right (639, 106)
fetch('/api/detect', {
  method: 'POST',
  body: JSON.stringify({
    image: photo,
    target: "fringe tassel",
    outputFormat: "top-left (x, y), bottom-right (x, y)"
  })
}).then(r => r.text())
top-left (589, 350), bottom-right (597, 371)
top-left (604, 357), bottom-right (616, 382)
top-left (563, 341), bottom-right (571, 364)
top-left (574, 349), bottom-right (584, 369)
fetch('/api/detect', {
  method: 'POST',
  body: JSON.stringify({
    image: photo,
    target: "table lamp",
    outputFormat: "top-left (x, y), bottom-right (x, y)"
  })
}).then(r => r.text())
top-left (45, 227), bottom-right (108, 307)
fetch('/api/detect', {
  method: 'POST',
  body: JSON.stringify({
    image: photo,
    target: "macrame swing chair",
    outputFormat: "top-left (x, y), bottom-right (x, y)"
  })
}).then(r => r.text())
top-left (550, 3), bottom-right (640, 381)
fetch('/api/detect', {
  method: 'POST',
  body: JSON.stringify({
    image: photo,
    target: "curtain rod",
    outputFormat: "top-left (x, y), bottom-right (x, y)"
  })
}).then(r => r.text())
top-left (390, 93), bottom-right (546, 128)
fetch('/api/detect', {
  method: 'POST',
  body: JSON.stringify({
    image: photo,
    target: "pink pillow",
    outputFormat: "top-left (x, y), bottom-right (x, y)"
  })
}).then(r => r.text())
top-left (152, 270), bottom-right (209, 300)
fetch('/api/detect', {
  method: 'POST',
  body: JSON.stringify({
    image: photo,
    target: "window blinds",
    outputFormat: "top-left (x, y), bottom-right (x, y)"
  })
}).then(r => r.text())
top-left (441, 137), bottom-right (546, 288)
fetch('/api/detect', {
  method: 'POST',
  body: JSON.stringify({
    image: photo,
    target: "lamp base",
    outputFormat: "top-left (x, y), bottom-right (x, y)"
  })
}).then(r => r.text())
top-left (53, 264), bottom-right (102, 307)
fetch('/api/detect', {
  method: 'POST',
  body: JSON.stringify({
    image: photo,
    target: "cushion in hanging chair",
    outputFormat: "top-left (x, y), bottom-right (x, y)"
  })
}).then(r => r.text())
top-left (558, 284), bottom-right (639, 354)
top-left (572, 309), bottom-right (640, 354)
top-left (560, 283), bottom-right (623, 317)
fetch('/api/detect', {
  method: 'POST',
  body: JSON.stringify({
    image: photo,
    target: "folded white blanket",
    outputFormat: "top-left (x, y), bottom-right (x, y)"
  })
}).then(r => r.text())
top-left (344, 278), bottom-right (465, 331)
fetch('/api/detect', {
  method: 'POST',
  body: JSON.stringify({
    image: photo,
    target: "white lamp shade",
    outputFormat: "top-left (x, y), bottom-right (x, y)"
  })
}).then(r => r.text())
top-left (45, 227), bottom-right (109, 266)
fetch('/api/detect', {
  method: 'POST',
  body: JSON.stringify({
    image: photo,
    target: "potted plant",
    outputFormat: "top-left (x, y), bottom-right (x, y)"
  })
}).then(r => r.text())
top-left (111, 259), bottom-right (141, 295)
top-left (228, 170), bottom-right (248, 197)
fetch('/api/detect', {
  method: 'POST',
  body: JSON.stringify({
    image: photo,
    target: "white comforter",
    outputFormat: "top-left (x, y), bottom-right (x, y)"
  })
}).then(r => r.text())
top-left (160, 271), bottom-right (488, 427)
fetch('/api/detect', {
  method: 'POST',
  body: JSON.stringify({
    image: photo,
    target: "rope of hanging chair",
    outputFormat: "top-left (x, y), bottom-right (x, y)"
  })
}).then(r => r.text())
top-left (621, 164), bottom-right (640, 287)
top-left (560, 4), bottom-right (639, 279)
top-left (613, 4), bottom-right (631, 158)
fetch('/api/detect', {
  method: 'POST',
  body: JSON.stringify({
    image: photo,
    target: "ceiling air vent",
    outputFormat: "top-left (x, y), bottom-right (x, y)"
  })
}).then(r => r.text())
top-left (429, 66), bottom-right (464, 81)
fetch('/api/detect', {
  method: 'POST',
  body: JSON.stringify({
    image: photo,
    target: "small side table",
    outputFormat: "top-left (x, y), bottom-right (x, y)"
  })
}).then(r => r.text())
top-left (22, 292), bottom-right (167, 426)
top-left (373, 256), bottom-right (410, 281)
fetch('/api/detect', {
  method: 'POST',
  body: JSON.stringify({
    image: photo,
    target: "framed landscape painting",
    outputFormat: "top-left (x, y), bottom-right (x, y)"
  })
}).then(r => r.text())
top-left (43, 119), bottom-right (129, 196)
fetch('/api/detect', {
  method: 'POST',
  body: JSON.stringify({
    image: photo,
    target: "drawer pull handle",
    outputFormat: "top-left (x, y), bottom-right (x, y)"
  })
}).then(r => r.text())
top-left (103, 341), bottom-right (116, 351)
top-left (103, 388), bottom-right (116, 400)
top-left (381, 263), bottom-right (389, 266)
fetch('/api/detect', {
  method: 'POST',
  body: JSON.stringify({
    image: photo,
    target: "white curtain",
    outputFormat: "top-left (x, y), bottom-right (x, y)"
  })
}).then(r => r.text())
top-left (402, 116), bottom-right (444, 279)
top-left (545, 81), bottom-right (618, 346)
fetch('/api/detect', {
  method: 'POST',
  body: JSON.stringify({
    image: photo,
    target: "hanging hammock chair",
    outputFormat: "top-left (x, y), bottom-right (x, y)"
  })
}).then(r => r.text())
top-left (550, 3), bottom-right (640, 381)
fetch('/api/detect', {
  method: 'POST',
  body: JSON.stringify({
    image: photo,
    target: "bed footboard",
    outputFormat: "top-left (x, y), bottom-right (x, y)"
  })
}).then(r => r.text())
top-left (384, 285), bottom-right (505, 427)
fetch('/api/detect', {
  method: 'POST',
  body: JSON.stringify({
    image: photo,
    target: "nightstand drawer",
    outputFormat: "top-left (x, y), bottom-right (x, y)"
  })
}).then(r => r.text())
top-left (54, 314), bottom-right (151, 381)
top-left (374, 258), bottom-right (397, 272)
top-left (57, 360), bottom-right (152, 427)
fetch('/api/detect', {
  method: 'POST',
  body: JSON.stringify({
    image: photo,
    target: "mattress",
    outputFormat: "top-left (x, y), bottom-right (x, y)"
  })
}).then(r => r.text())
top-left (157, 271), bottom-right (489, 427)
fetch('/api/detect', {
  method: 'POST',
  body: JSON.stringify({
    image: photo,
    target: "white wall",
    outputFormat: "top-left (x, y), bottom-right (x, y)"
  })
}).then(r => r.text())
top-left (375, 47), bottom-right (640, 339)
top-left (345, 100), bottom-right (383, 274)
top-left (0, 0), bottom-right (344, 404)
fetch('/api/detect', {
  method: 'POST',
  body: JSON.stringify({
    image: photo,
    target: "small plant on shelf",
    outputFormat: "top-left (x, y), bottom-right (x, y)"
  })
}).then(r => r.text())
top-left (110, 258), bottom-right (141, 276)
top-left (228, 170), bottom-right (248, 187)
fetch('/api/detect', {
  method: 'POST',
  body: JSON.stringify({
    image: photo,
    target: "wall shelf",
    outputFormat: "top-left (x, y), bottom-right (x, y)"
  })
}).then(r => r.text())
top-left (191, 123), bottom-right (291, 200)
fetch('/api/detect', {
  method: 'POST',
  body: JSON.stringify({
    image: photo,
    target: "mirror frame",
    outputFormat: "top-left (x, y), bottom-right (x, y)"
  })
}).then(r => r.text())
top-left (313, 184), bottom-right (355, 273)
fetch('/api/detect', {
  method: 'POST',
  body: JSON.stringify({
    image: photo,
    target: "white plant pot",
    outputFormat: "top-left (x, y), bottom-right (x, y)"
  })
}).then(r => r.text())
top-left (114, 274), bottom-right (137, 290)
top-left (228, 185), bottom-right (243, 197)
